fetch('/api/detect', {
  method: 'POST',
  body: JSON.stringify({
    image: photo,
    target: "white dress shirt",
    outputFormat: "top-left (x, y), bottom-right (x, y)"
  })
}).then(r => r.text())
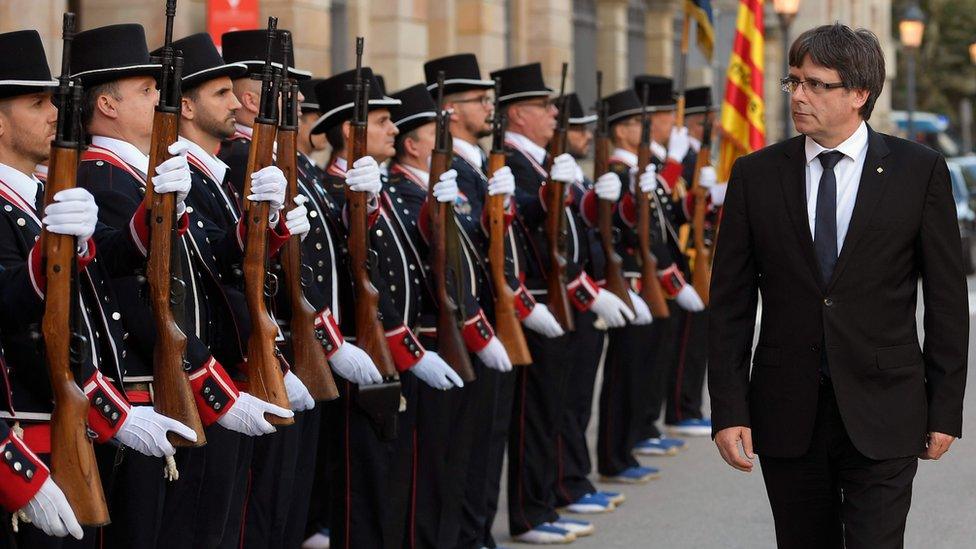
top-left (91, 135), bottom-right (150, 176)
top-left (505, 131), bottom-right (547, 166)
top-left (453, 137), bottom-right (485, 171)
top-left (0, 162), bottom-right (43, 211)
top-left (180, 136), bottom-right (229, 185)
top-left (804, 121), bottom-right (869, 253)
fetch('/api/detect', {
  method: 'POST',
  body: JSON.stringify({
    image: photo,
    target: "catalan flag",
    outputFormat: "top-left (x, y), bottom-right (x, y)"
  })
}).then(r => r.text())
top-left (685, 0), bottom-right (715, 60)
top-left (718, 0), bottom-right (765, 181)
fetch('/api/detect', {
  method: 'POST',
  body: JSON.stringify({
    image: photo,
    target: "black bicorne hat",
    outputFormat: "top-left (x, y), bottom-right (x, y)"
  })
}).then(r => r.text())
top-left (310, 67), bottom-right (401, 134)
top-left (684, 86), bottom-right (715, 114)
top-left (389, 83), bottom-right (438, 135)
top-left (220, 29), bottom-right (311, 80)
top-left (489, 63), bottom-right (553, 105)
top-left (150, 33), bottom-right (248, 92)
top-left (603, 89), bottom-right (644, 125)
top-left (565, 92), bottom-right (596, 125)
top-left (632, 75), bottom-right (676, 112)
top-left (424, 53), bottom-right (493, 95)
top-left (70, 24), bottom-right (161, 86)
top-left (299, 78), bottom-right (324, 113)
top-left (0, 30), bottom-right (57, 99)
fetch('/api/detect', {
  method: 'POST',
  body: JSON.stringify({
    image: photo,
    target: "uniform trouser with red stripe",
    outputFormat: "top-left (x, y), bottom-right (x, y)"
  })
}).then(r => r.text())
top-left (218, 430), bottom-right (254, 549)
top-left (506, 329), bottom-right (572, 536)
top-left (553, 310), bottom-right (606, 506)
top-left (327, 378), bottom-right (414, 549)
top-left (178, 423), bottom-right (247, 549)
top-left (458, 363), bottom-right (516, 549)
top-left (664, 306), bottom-right (709, 425)
top-left (304, 401), bottom-right (336, 541)
top-left (597, 320), bottom-right (668, 476)
top-left (641, 302), bottom-right (681, 440)
top-left (240, 408), bottom-right (320, 549)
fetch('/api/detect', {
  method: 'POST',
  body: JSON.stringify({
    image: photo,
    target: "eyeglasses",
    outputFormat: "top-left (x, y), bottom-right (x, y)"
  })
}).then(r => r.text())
top-left (452, 95), bottom-right (493, 107)
top-left (781, 76), bottom-right (846, 95)
top-left (518, 98), bottom-right (554, 110)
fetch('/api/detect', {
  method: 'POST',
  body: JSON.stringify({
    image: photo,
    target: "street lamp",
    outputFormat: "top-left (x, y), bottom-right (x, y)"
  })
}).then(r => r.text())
top-left (774, 0), bottom-right (801, 141)
top-left (899, 4), bottom-right (925, 142)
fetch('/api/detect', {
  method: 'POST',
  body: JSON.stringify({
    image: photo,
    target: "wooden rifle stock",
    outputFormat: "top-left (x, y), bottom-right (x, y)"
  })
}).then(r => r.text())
top-left (543, 63), bottom-right (574, 332)
top-left (42, 13), bottom-right (109, 525)
top-left (593, 85), bottom-right (632, 309)
top-left (240, 18), bottom-right (293, 425)
top-left (636, 84), bottom-right (670, 318)
top-left (487, 152), bottom-right (531, 365)
top-left (689, 137), bottom-right (712, 306)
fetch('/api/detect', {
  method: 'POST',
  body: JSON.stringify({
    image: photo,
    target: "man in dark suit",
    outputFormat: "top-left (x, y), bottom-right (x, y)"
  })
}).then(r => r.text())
top-left (709, 24), bottom-right (968, 549)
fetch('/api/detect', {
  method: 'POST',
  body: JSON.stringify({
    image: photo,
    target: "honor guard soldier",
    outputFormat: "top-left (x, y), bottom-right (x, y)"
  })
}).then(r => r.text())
top-left (0, 26), bottom-right (201, 548)
top-left (489, 62), bottom-right (634, 545)
top-left (552, 92), bottom-right (627, 515)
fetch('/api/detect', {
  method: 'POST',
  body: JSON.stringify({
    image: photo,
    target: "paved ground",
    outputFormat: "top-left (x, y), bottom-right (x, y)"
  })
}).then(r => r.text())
top-left (491, 279), bottom-right (976, 548)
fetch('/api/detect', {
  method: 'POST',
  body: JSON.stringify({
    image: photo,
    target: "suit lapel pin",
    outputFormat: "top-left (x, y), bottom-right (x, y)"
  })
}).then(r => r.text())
top-left (877, 166), bottom-right (884, 173)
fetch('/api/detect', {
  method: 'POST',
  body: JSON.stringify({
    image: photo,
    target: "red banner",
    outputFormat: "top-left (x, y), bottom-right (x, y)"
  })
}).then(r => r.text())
top-left (207, 0), bottom-right (260, 50)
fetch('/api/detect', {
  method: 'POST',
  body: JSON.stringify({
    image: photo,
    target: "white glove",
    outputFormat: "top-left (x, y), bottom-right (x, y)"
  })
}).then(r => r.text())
top-left (488, 166), bottom-right (515, 208)
top-left (589, 289), bottom-right (636, 328)
top-left (676, 284), bottom-right (705, 312)
top-left (115, 406), bottom-right (198, 458)
top-left (43, 187), bottom-right (98, 246)
top-left (476, 337), bottom-right (513, 372)
top-left (549, 153), bottom-right (578, 184)
top-left (283, 370), bottom-right (315, 412)
top-left (433, 168), bottom-right (459, 204)
top-left (667, 127), bottom-right (691, 163)
top-left (329, 341), bottom-right (383, 385)
top-left (634, 163), bottom-right (658, 194)
top-left (594, 172), bottom-right (622, 202)
top-left (411, 351), bottom-right (464, 390)
top-left (248, 165), bottom-right (287, 219)
top-left (285, 194), bottom-right (311, 240)
top-left (152, 141), bottom-right (192, 215)
top-left (627, 289), bottom-right (653, 325)
top-left (217, 392), bottom-right (294, 436)
top-left (521, 303), bottom-right (565, 338)
top-left (21, 477), bottom-right (83, 539)
top-left (698, 166), bottom-right (726, 206)
top-left (345, 156), bottom-right (382, 194)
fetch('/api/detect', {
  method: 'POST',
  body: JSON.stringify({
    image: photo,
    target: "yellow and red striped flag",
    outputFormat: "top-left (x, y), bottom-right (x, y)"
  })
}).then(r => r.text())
top-left (718, 0), bottom-right (765, 181)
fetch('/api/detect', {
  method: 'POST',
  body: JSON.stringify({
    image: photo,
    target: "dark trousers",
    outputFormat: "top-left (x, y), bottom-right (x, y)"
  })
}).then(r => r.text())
top-left (664, 304), bottom-right (708, 424)
top-left (759, 382), bottom-right (918, 549)
top-left (327, 378), bottom-right (414, 549)
top-left (186, 424), bottom-right (247, 549)
top-left (457, 364), bottom-right (516, 549)
top-left (241, 407), bottom-right (320, 549)
top-left (597, 320), bottom-right (665, 476)
top-left (506, 329), bottom-right (572, 536)
top-left (305, 401), bottom-right (337, 541)
top-left (218, 431), bottom-right (255, 549)
top-left (553, 311), bottom-right (605, 506)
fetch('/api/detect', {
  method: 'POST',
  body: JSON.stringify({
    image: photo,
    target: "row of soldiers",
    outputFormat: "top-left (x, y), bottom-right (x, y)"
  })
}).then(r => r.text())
top-left (0, 15), bottom-right (724, 549)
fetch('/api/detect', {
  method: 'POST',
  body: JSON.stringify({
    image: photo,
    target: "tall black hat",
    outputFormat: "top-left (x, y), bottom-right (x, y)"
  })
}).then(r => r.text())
top-left (632, 75), bottom-right (676, 112)
top-left (299, 78), bottom-right (324, 113)
top-left (684, 86), bottom-right (715, 114)
top-left (374, 74), bottom-right (387, 96)
top-left (150, 33), bottom-right (248, 92)
top-left (603, 89), bottom-right (644, 125)
top-left (70, 24), bottom-right (161, 86)
top-left (565, 92), bottom-right (596, 125)
top-left (310, 67), bottom-right (401, 134)
top-left (220, 29), bottom-right (311, 80)
top-left (389, 83), bottom-right (438, 135)
top-left (489, 63), bottom-right (553, 105)
top-left (424, 53), bottom-right (493, 95)
top-left (0, 30), bottom-right (57, 99)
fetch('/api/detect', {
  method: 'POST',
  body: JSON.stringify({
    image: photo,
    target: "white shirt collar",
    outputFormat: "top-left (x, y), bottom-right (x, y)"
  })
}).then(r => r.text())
top-left (90, 135), bottom-right (150, 175)
top-left (505, 131), bottom-right (546, 166)
top-left (333, 156), bottom-right (348, 172)
top-left (234, 123), bottom-right (253, 139)
top-left (804, 121), bottom-right (868, 166)
top-left (0, 162), bottom-right (42, 208)
top-left (611, 148), bottom-right (638, 168)
top-left (300, 152), bottom-right (318, 168)
top-left (402, 164), bottom-right (430, 188)
top-left (34, 164), bottom-right (48, 177)
top-left (453, 138), bottom-right (485, 170)
top-left (179, 136), bottom-right (228, 184)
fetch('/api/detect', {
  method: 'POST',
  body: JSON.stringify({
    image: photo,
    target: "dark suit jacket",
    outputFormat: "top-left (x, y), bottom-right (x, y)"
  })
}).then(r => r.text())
top-left (708, 125), bottom-right (968, 460)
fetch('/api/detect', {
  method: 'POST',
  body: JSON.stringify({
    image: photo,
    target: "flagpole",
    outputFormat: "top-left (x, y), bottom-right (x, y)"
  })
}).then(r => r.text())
top-left (676, 2), bottom-right (692, 127)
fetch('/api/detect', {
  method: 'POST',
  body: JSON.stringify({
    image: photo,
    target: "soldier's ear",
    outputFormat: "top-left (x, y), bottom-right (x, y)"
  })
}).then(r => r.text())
top-left (340, 120), bottom-right (351, 143)
top-left (96, 93), bottom-right (118, 120)
top-left (181, 97), bottom-right (194, 121)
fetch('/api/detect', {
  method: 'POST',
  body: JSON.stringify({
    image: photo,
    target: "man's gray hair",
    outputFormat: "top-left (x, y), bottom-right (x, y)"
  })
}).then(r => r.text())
top-left (788, 23), bottom-right (886, 120)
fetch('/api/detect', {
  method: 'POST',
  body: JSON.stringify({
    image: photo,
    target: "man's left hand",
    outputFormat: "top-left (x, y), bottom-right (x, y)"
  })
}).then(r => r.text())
top-left (920, 432), bottom-right (955, 460)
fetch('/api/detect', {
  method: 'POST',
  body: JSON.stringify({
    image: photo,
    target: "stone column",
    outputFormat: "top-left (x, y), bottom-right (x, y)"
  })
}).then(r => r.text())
top-left (455, 0), bottom-right (507, 74)
top-left (261, 0), bottom-right (332, 77)
top-left (518, 0), bottom-right (573, 90)
top-left (644, 0), bottom-right (679, 76)
top-left (595, 0), bottom-right (628, 92)
top-left (427, 0), bottom-right (457, 60)
top-left (368, 0), bottom-right (428, 91)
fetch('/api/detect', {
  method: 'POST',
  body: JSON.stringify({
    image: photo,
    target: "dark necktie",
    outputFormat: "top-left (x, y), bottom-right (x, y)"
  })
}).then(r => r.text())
top-left (34, 181), bottom-right (45, 211)
top-left (813, 150), bottom-right (845, 286)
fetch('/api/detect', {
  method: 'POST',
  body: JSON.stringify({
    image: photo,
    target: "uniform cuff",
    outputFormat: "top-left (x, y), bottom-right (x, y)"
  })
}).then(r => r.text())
top-left (580, 189), bottom-right (599, 227)
top-left (567, 272), bottom-right (600, 311)
top-left (462, 309), bottom-right (495, 353)
top-left (658, 263), bottom-right (686, 298)
top-left (188, 357), bottom-right (240, 425)
top-left (385, 325), bottom-right (425, 372)
top-left (513, 284), bottom-right (536, 320)
top-left (0, 433), bottom-right (49, 512)
top-left (660, 160), bottom-right (683, 191)
top-left (314, 308), bottom-right (345, 359)
top-left (83, 371), bottom-right (131, 443)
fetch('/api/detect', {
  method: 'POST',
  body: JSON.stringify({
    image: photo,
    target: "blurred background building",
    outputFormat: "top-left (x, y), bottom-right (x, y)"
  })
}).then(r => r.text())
top-left (0, 0), bottom-right (912, 143)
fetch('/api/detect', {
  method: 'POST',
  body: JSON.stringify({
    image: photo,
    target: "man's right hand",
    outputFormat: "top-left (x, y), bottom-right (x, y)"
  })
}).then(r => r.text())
top-left (714, 426), bottom-right (754, 472)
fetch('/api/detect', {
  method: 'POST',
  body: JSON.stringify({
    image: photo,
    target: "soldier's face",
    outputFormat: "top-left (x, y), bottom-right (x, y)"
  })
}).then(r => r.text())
top-left (685, 113), bottom-right (706, 142)
top-left (184, 76), bottom-right (240, 140)
top-left (567, 126), bottom-right (592, 158)
top-left (299, 112), bottom-right (327, 151)
top-left (0, 91), bottom-right (57, 165)
top-left (511, 98), bottom-right (557, 146)
top-left (613, 115), bottom-right (642, 151)
top-left (366, 109), bottom-right (398, 161)
top-left (651, 110), bottom-right (674, 144)
top-left (107, 76), bottom-right (159, 147)
top-left (408, 122), bottom-right (437, 167)
top-left (789, 55), bottom-right (868, 145)
top-left (446, 90), bottom-right (493, 138)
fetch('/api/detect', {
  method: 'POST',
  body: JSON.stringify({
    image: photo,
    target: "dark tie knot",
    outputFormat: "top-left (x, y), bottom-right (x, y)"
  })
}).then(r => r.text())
top-left (818, 150), bottom-right (845, 170)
